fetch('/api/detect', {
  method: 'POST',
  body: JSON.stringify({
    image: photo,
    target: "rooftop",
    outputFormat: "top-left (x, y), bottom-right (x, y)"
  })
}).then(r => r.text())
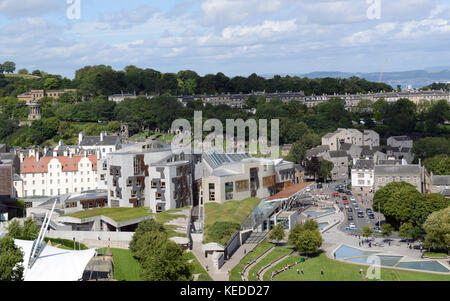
top-left (432, 175), bottom-right (450, 186)
top-left (267, 182), bottom-right (314, 201)
top-left (374, 165), bottom-right (421, 175)
top-left (353, 159), bottom-right (374, 170)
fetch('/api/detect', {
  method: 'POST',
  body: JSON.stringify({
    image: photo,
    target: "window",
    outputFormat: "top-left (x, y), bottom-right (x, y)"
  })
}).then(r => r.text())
top-left (155, 192), bottom-right (162, 199)
top-left (151, 181), bottom-right (157, 188)
top-left (126, 179), bottom-right (132, 186)
top-left (263, 176), bottom-right (275, 187)
top-left (236, 180), bottom-right (249, 192)
top-left (225, 182), bottom-right (233, 200)
top-left (208, 183), bottom-right (215, 201)
top-left (161, 181), bottom-right (166, 189)
top-left (131, 190), bottom-right (137, 197)
top-left (110, 191), bottom-right (114, 197)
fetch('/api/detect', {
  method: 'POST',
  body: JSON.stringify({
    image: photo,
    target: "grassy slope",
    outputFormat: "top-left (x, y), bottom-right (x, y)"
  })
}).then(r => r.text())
top-left (5, 74), bottom-right (40, 80)
top-left (153, 207), bottom-right (190, 238)
top-left (64, 207), bottom-right (151, 222)
top-left (247, 246), bottom-right (293, 281)
top-left (229, 240), bottom-right (274, 281)
top-left (204, 197), bottom-right (261, 244)
top-left (264, 252), bottom-right (450, 281)
top-left (184, 251), bottom-right (213, 281)
top-left (98, 248), bottom-right (142, 281)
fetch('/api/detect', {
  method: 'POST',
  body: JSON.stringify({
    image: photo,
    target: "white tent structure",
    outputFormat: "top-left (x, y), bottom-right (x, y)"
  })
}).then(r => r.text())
top-left (12, 198), bottom-right (96, 281)
top-left (14, 239), bottom-right (96, 281)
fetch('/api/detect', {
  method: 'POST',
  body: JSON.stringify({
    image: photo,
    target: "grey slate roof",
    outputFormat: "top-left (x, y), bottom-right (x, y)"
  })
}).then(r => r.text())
top-left (378, 159), bottom-right (403, 165)
top-left (329, 150), bottom-right (348, 158)
top-left (432, 175), bottom-right (450, 186)
top-left (361, 146), bottom-right (383, 156)
top-left (306, 145), bottom-right (329, 157)
top-left (339, 143), bottom-right (352, 151)
top-left (79, 135), bottom-right (120, 146)
top-left (374, 165), bottom-right (421, 175)
top-left (391, 136), bottom-right (411, 141)
top-left (439, 189), bottom-right (450, 197)
top-left (353, 159), bottom-right (374, 170)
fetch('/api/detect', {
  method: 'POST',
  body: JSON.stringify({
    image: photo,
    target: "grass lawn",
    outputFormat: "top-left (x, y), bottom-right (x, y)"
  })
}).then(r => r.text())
top-left (64, 207), bottom-right (151, 222)
top-left (153, 207), bottom-right (190, 238)
top-left (184, 251), bottom-right (213, 281)
top-left (204, 197), bottom-right (261, 244)
top-left (247, 246), bottom-right (293, 281)
top-left (424, 251), bottom-right (449, 258)
top-left (229, 240), bottom-right (274, 281)
top-left (98, 248), bottom-right (142, 281)
top-left (264, 252), bottom-right (450, 281)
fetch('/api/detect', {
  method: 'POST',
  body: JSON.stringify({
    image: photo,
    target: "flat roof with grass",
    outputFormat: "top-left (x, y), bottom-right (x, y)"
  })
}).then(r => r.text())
top-left (204, 197), bottom-right (261, 244)
top-left (64, 207), bottom-right (152, 222)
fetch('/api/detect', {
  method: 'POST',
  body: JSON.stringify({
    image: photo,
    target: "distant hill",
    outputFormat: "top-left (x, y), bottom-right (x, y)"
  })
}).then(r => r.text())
top-left (263, 69), bottom-right (450, 89)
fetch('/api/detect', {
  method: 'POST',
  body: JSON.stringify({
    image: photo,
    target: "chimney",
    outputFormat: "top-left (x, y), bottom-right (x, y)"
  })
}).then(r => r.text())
top-left (69, 152), bottom-right (73, 159)
top-left (53, 149), bottom-right (57, 157)
top-left (36, 150), bottom-right (40, 162)
top-left (78, 132), bottom-right (84, 144)
top-left (19, 153), bottom-right (24, 163)
top-left (100, 131), bottom-right (105, 142)
top-left (58, 140), bottom-right (63, 147)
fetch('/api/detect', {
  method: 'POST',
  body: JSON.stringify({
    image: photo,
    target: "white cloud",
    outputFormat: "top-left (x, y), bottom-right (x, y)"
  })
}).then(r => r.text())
top-left (0, 0), bottom-right (64, 17)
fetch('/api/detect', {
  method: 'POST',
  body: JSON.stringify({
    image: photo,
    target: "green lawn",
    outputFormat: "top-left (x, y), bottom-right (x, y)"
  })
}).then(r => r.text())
top-left (153, 207), bottom-right (190, 238)
top-left (247, 246), bottom-right (293, 281)
top-left (98, 248), bottom-right (142, 281)
top-left (204, 197), bottom-right (261, 244)
top-left (264, 252), bottom-right (450, 281)
top-left (424, 251), bottom-right (449, 258)
top-left (229, 240), bottom-right (274, 281)
top-left (64, 207), bottom-right (152, 222)
top-left (184, 251), bottom-right (213, 281)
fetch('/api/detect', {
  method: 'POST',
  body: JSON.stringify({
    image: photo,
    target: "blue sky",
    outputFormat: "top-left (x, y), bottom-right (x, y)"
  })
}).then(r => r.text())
top-left (0, 0), bottom-right (449, 78)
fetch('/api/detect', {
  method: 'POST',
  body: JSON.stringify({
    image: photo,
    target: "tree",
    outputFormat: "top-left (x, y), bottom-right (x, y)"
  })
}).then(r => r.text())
top-left (305, 157), bottom-right (321, 180)
top-left (412, 137), bottom-right (450, 161)
top-left (269, 224), bottom-right (285, 245)
top-left (422, 206), bottom-right (450, 253)
top-left (3, 61), bottom-right (16, 74)
top-left (7, 220), bottom-right (22, 238)
top-left (18, 69), bottom-right (28, 75)
top-left (22, 217), bottom-right (39, 240)
top-left (381, 223), bottom-right (393, 238)
top-left (0, 64), bottom-right (4, 74)
top-left (362, 226), bottom-right (374, 238)
top-left (398, 222), bottom-right (414, 240)
top-left (288, 227), bottom-right (323, 256)
top-left (140, 240), bottom-right (192, 281)
top-left (423, 154), bottom-right (450, 175)
top-left (0, 235), bottom-right (24, 281)
top-left (129, 219), bottom-right (167, 256)
top-left (318, 159), bottom-right (333, 181)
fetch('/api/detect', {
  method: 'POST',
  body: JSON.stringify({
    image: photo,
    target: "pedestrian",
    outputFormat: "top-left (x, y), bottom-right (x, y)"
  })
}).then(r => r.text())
top-left (206, 265), bottom-right (209, 271)
top-left (244, 248), bottom-right (246, 255)
top-left (333, 253), bottom-right (336, 259)
top-left (388, 241), bottom-right (391, 246)
top-left (359, 241), bottom-right (361, 247)
top-left (359, 268), bottom-right (363, 274)
top-left (301, 268), bottom-right (304, 274)
top-left (297, 268), bottom-right (300, 274)
top-left (320, 269), bottom-right (324, 275)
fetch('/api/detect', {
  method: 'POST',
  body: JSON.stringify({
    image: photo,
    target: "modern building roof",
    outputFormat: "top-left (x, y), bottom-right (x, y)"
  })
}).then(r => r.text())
top-left (374, 165), bottom-right (421, 175)
top-left (432, 175), bottom-right (450, 186)
top-left (203, 151), bottom-right (249, 169)
top-left (14, 239), bottom-right (96, 281)
top-left (267, 182), bottom-right (314, 201)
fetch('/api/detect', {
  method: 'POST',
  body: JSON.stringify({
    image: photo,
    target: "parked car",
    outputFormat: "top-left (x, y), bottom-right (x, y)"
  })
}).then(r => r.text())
top-left (368, 214), bottom-right (375, 219)
top-left (354, 205), bottom-right (360, 210)
top-left (366, 208), bottom-right (373, 213)
top-left (333, 192), bottom-right (339, 197)
top-left (306, 187), bottom-right (311, 192)
top-left (350, 196), bottom-right (356, 202)
top-left (345, 191), bottom-right (352, 195)
top-left (344, 201), bottom-right (349, 205)
top-left (345, 205), bottom-right (350, 209)
top-left (338, 188), bottom-right (345, 193)
top-left (349, 223), bottom-right (357, 229)
top-left (348, 215), bottom-right (354, 221)
top-left (373, 227), bottom-right (382, 233)
top-left (347, 207), bottom-right (353, 212)
top-left (317, 183), bottom-right (323, 189)
top-left (342, 196), bottom-right (348, 201)
top-left (357, 211), bottom-right (364, 218)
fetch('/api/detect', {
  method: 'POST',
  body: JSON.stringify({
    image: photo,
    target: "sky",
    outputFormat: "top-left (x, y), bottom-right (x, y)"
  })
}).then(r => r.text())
top-left (0, 0), bottom-right (449, 79)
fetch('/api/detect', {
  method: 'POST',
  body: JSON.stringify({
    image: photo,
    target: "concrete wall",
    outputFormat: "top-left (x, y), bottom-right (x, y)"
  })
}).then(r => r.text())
top-left (47, 229), bottom-right (134, 242)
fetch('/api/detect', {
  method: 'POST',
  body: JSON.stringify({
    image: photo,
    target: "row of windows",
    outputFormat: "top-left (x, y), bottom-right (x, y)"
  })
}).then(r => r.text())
top-left (24, 171), bottom-right (92, 178)
top-left (23, 186), bottom-right (92, 197)
top-left (21, 177), bottom-right (95, 185)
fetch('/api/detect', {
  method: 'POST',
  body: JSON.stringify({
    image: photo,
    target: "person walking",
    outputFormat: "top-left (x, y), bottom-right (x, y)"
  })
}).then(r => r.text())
top-left (301, 268), bottom-right (304, 274)
top-left (244, 248), bottom-right (246, 255)
top-left (320, 269), bottom-right (324, 275)
top-left (297, 268), bottom-right (299, 275)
